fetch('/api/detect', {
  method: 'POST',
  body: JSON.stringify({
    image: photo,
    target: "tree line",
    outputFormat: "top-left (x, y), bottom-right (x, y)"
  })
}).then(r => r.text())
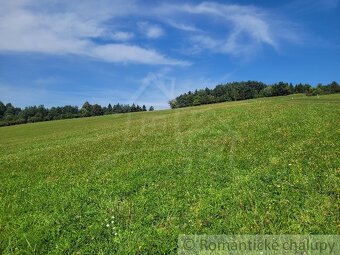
top-left (0, 101), bottom-right (154, 127)
top-left (169, 81), bottom-right (340, 108)
top-left (2, 81), bottom-right (339, 127)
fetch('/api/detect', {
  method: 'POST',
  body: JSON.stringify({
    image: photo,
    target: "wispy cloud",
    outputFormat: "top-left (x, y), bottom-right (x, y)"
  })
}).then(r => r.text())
top-left (107, 31), bottom-right (134, 41)
top-left (138, 22), bottom-right (164, 39)
top-left (90, 44), bottom-right (188, 66)
top-left (0, 0), bottom-right (301, 65)
top-left (166, 21), bottom-right (202, 32)
top-left (0, 0), bottom-right (187, 66)
top-left (154, 2), bottom-right (299, 57)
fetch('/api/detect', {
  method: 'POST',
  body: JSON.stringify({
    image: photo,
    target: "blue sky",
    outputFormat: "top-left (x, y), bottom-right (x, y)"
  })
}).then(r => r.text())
top-left (0, 0), bottom-right (339, 109)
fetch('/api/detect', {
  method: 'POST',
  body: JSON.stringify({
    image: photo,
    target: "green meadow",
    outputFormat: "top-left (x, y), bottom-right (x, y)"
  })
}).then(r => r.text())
top-left (0, 94), bottom-right (339, 254)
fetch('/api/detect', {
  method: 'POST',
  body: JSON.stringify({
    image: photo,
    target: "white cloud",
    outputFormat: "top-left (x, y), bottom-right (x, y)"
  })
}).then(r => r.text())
top-left (0, 0), bottom-right (300, 63)
top-left (166, 21), bottom-right (202, 32)
top-left (189, 35), bottom-right (220, 51)
top-left (154, 2), bottom-right (298, 57)
top-left (0, 0), bottom-right (186, 65)
top-left (138, 22), bottom-right (164, 39)
top-left (108, 31), bottom-right (134, 41)
top-left (89, 44), bottom-right (189, 66)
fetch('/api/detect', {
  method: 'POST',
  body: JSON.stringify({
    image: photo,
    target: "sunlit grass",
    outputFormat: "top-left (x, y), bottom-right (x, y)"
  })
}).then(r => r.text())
top-left (0, 94), bottom-right (339, 254)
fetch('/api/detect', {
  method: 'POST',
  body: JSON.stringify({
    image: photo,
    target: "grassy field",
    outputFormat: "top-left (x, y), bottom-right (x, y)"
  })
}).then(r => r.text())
top-left (0, 94), bottom-right (339, 254)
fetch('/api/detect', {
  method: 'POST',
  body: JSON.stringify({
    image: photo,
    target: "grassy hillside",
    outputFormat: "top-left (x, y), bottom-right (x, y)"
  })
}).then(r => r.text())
top-left (0, 94), bottom-right (339, 254)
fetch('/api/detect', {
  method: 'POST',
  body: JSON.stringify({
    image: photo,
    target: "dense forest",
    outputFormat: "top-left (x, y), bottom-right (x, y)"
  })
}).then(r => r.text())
top-left (0, 101), bottom-right (154, 127)
top-left (169, 81), bottom-right (340, 108)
